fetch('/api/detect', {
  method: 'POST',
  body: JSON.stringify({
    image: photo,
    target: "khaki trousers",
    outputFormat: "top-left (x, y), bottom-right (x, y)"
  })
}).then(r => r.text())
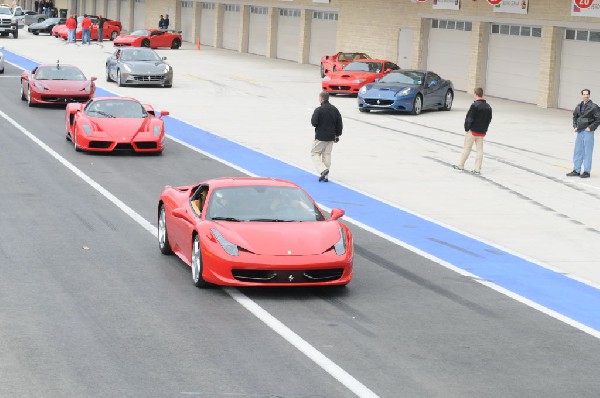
top-left (311, 139), bottom-right (334, 174)
top-left (458, 132), bottom-right (484, 172)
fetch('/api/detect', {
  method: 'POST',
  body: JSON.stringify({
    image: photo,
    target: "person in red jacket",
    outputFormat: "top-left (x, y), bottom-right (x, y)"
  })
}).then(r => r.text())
top-left (65, 15), bottom-right (77, 44)
top-left (81, 15), bottom-right (92, 45)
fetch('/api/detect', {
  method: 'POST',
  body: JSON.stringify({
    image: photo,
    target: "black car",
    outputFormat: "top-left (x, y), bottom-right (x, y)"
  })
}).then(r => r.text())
top-left (28, 17), bottom-right (66, 35)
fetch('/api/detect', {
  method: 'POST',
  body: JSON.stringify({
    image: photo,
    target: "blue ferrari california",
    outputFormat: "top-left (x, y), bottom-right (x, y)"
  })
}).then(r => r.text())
top-left (357, 70), bottom-right (454, 115)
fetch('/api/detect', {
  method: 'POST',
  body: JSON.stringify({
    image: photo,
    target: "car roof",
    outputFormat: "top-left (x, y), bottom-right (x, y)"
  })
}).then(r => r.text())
top-left (203, 177), bottom-right (300, 189)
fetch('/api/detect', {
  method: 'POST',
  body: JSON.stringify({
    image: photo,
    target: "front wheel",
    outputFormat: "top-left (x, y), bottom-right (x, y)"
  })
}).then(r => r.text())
top-left (141, 38), bottom-right (150, 47)
top-left (170, 38), bottom-right (181, 49)
top-left (158, 205), bottom-right (173, 255)
top-left (191, 235), bottom-right (210, 288)
top-left (411, 95), bottom-right (422, 115)
top-left (20, 83), bottom-right (26, 100)
top-left (105, 66), bottom-right (112, 82)
top-left (12, 30), bottom-right (18, 39)
top-left (442, 90), bottom-right (453, 111)
top-left (110, 30), bottom-right (118, 41)
top-left (27, 86), bottom-right (34, 107)
top-left (73, 123), bottom-right (83, 152)
top-left (320, 63), bottom-right (325, 78)
top-left (117, 69), bottom-right (124, 87)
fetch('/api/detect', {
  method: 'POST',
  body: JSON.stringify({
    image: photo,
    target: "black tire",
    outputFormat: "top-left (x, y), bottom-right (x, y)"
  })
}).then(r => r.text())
top-left (170, 38), bottom-right (181, 49)
top-left (191, 235), bottom-right (210, 288)
top-left (105, 66), bottom-right (113, 82)
top-left (141, 38), bottom-right (150, 47)
top-left (332, 65), bottom-right (337, 72)
top-left (117, 69), bottom-right (124, 87)
top-left (320, 63), bottom-right (325, 78)
top-left (27, 86), bottom-right (34, 107)
top-left (73, 125), bottom-right (83, 152)
top-left (32, 31), bottom-right (39, 35)
top-left (20, 82), bottom-right (25, 100)
top-left (411, 95), bottom-right (422, 115)
top-left (0, 68), bottom-right (4, 74)
top-left (158, 204), bottom-right (173, 255)
top-left (110, 30), bottom-right (118, 41)
top-left (442, 90), bottom-right (453, 111)
top-left (12, 29), bottom-right (18, 39)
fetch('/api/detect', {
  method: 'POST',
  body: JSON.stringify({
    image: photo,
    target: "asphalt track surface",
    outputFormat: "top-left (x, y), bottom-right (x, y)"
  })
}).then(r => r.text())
top-left (1, 59), bottom-right (600, 397)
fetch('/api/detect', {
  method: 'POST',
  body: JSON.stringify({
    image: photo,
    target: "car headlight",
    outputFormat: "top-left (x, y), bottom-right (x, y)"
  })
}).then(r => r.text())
top-left (163, 64), bottom-right (170, 73)
top-left (153, 125), bottom-right (161, 136)
top-left (333, 228), bottom-right (347, 255)
top-left (353, 79), bottom-right (365, 84)
top-left (323, 76), bottom-right (331, 82)
top-left (81, 124), bottom-right (92, 135)
top-left (359, 86), bottom-right (368, 95)
top-left (123, 64), bottom-right (131, 72)
top-left (211, 229), bottom-right (239, 256)
top-left (34, 81), bottom-right (46, 91)
top-left (396, 87), bottom-right (411, 97)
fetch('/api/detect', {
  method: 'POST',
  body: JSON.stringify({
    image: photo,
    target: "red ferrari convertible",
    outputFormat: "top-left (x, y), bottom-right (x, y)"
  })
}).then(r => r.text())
top-left (158, 178), bottom-right (353, 288)
top-left (65, 97), bottom-right (169, 153)
top-left (320, 52), bottom-right (370, 77)
top-left (113, 29), bottom-right (182, 49)
top-left (322, 59), bottom-right (400, 95)
top-left (20, 62), bottom-right (96, 106)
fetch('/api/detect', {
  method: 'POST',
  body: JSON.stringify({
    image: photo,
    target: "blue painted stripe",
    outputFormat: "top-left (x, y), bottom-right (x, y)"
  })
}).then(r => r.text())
top-left (5, 49), bottom-right (600, 332)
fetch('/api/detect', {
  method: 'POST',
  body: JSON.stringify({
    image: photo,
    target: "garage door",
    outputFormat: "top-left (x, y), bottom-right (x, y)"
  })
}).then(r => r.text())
top-left (107, 0), bottom-right (117, 21)
top-left (180, 0), bottom-right (194, 42)
top-left (119, 0), bottom-right (130, 32)
top-left (248, 6), bottom-right (268, 56)
top-left (222, 4), bottom-right (240, 51)
top-left (308, 10), bottom-right (337, 65)
top-left (133, 0), bottom-right (144, 30)
top-left (427, 19), bottom-right (472, 91)
top-left (277, 8), bottom-right (300, 62)
top-left (558, 28), bottom-right (600, 110)
top-left (486, 23), bottom-right (542, 104)
top-left (95, 0), bottom-right (105, 17)
top-left (199, 2), bottom-right (215, 46)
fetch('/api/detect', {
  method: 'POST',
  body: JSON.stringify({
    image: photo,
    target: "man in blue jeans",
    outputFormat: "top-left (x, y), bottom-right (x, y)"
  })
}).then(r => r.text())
top-left (567, 89), bottom-right (600, 178)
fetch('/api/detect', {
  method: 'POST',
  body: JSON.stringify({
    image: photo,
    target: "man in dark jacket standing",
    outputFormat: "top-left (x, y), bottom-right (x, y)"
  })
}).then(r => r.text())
top-left (453, 87), bottom-right (492, 175)
top-left (567, 88), bottom-right (600, 178)
top-left (97, 15), bottom-right (107, 42)
top-left (311, 91), bottom-right (343, 182)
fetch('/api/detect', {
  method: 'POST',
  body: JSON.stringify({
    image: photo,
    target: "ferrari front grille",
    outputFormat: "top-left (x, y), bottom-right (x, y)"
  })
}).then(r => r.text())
top-left (364, 99), bottom-right (394, 106)
top-left (135, 141), bottom-right (158, 149)
top-left (114, 143), bottom-right (134, 151)
top-left (232, 268), bottom-right (344, 283)
top-left (89, 141), bottom-right (111, 149)
top-left (131, 74), bottom-right (164, 82)
top-left (332, 86), bottom-right (351, 91)
top-left (41, 96), bottom-right (89, 103)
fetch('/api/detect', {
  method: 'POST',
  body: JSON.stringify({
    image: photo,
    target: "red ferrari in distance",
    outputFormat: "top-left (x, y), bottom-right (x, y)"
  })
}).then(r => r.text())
top-left (20, 62), bottom-right (96, 106)
top-left (54, 17), bottom-right (121, 41)
top-left (113, 29), bottom-right (182, 49)
top-left (320, 52), bottom-right (371, 77)
top-left (65, 97), bottom-right (169, 153)
top-left (158, 178), bottom-right (353, 288)
top-left (322, 59), bottom-right (400, 95)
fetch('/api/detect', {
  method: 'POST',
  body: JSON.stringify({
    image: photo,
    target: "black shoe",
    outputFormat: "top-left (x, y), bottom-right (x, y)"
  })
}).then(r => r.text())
top-left (566, 170), bottom-right (580, 177)
top-left (319, 169), bottom-right (329, 182)
top-left (580, 172), bottom-right (590, 178)
top-left (323, 177), bottom-right (328, 182)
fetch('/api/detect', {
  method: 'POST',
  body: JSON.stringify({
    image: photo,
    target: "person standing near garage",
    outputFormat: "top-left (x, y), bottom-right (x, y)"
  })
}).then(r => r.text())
top-left (81, 15), bottom-right (92, 45)
top-left (65, 14), bottom-right (77, 44)
top-left (453, 87), bottom-right (492, 175)
top-left (567, 89), bottom-right (600, 178)
top-left (97, 15), bottom-right (106, 43)
top-left (311, 91), bottom-right (343, 182)
top-left (158, 15), bottom-right (164, 30)
top-left (163, 14), bottom-right (170, 30)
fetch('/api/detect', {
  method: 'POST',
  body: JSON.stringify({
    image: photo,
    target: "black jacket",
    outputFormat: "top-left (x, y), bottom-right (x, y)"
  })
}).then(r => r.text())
top-left (311, 101), bottom-right (343, 141)
top-left (97, 17), bottom-right (106, 29)
top-left (573, 100), bottom-right (600, 131)
top-left (464, 99), bottom-right (492, 134)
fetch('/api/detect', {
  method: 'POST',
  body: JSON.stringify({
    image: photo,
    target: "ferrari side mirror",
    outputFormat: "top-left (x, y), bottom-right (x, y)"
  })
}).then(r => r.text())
top-left (159, 110), bottom-right (170, 117)
top-left (90, 76), bottom-right (97, 81)
top-left (330, 208), bottom-right (345, 220)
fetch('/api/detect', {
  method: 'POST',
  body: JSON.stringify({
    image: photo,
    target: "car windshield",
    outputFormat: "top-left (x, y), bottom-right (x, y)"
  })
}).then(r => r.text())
top-left (343, 61), bottom-right (382, 73)
top-left (129, 29), bottom-right (150, 36)
top-left (85, 99), bottom-right (148, 119)
top-left (45, 18), bottom-right (60, 24)
top-left (0, 7), bottom-right (12, 15)
top-left (121, 49), bottom-right (161, 62)
top-left (206, 186), bottom-right (326, 222)
top-left (380, 71), bottom-right (425, 85)
top-left (338, 53), bottom-right (369, 62)
top-left (35, 66), bottom-right (86, 81)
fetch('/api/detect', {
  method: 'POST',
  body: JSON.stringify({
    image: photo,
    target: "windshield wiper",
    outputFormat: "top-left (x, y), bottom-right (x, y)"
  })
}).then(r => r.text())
top-left (88, 110), bottom-right (115, 118)
top-left (249, 218), bottom-right (294, 222)
top-left (211, 216), bottom-right (242, 222)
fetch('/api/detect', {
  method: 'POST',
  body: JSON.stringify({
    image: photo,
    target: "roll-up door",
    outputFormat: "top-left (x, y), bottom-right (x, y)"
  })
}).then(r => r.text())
top-left (558, 28), bottom-right (600, 110)
top-left (119, 0), bottom-right (130, 32)
top-left (486, 23), bottom-right (541, 104)
top-left (107, 0), bottom-right (117, 21)
top-left (427, 19), bottom-right (472, 91)
top-left (308, 10), bottom-right (337, 65)
top-left (222, 4), bottom-right (240, 51)
top-left (133, 0), bottom-right (144, 30)
top-left (199, 2), bottom-right (215, 46)
top-left (248, 6), bottom-right (268, 56)
top-left (180, 0), bottom-right (194, 42)
top-left (276, 8), bottom-right (300, 62)
top-left (96, 0), bottom-right (106, 17)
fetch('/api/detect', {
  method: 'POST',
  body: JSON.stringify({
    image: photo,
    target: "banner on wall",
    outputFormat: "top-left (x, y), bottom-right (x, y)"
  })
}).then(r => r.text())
top-left (433, 0), bottom-right (460, 11)
top-left (493, 0), bottom-right (529, 14)
top-left (571, 0), bottom-right (600, 17)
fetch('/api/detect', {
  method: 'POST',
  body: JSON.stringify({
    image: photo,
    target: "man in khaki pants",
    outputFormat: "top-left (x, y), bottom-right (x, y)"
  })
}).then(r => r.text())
top-left (453, 87), bottom-right (493, 175)
top-left (311, 91), bottom-right (343, 182)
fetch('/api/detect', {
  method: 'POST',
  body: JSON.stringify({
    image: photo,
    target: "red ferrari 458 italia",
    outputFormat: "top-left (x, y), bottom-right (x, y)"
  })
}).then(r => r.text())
top-left (65, 97), bottom-right (169, 153)
top-left (320, 52), bottom-right (370, 77)
top-left (113, 29), bottom-right (182, 49)
top-left (20, 62), bottom-right (96, 106)
top-left (322, 59), bottom-right (401, 95)
top-left (54, 17), bottom-right (121, 41)
top-left (158, 178), bottom-right (354, 288)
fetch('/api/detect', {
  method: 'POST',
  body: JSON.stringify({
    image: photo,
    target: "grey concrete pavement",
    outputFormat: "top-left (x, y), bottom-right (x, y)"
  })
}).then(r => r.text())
top-left (2, 33), bottom-right (599, 288)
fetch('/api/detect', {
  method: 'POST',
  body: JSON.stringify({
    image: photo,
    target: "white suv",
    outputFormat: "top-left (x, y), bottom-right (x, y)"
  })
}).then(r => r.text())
top-left (0, 6), bottom-right (24, 39)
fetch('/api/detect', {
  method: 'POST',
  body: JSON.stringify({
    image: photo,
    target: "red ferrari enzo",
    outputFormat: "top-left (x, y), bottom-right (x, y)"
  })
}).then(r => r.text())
top-left (158, 178), bottom-right (353, 288)
top-left (65, 97), bottom-right (169, 153)
top-left (322, 59), bottom-right (400, 95)
top-left (113, 29), bottom-right (182, 49)
top-left (20, 62), bottom-right (96, 106)
top-left (320, 52), bottom-right (370, 77)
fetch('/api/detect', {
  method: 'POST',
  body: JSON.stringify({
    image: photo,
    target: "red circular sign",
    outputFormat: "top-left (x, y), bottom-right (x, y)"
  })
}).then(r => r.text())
top-left (575, 0), bottom-right (594, 8)
top-left (487, 0), bottom-right (503, 5)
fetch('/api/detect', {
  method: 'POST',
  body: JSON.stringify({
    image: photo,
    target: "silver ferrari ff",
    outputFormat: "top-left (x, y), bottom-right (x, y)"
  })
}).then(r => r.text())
top-left (105, 47), bottom-right (173, 88)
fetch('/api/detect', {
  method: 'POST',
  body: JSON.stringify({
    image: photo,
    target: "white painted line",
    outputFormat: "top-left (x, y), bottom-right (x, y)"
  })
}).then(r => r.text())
top-left (0, 110), bottom-right (381, 398)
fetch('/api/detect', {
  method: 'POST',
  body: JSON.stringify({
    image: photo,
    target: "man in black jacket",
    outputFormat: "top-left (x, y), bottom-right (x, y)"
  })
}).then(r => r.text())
top-left (311, 91), bottom-right (343, 182)
top-left (97, 15), bottom-right (107, 42)
top-left (567, 88), bottom-right (600, 178)
top-left (453, 87), bottom-right (492, 175)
